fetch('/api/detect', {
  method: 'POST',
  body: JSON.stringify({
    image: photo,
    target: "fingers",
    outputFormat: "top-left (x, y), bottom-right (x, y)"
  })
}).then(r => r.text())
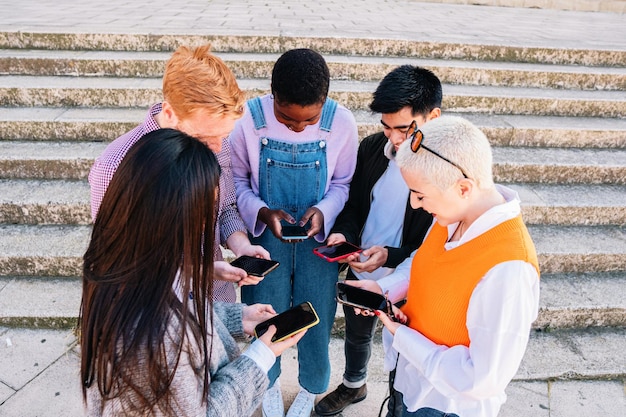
top-left (238, 275), bottom-right (264, 286)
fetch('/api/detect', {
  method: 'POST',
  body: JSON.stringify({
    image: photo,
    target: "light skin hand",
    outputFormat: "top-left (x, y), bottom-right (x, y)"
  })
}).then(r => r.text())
top-left (242, 303), bottom-right (276, 336)
top-left (325, 233), bottom-right (359, 263)
top-left (375, 305), bottom-right (408, 336)
top-left (348, 245), bottom-right (388, 272)
top-left (227, 231), bottom-right (271, 260)
top-left (258, 325), bottom-right (307, 357)
top-left (226, 231), bottom-right (271, 286)
top-left (214, 261), bottom-right (247, 283)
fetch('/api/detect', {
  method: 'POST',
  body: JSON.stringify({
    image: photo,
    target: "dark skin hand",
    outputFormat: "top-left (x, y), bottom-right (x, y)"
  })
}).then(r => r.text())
top-left (258, 206), bottom-right (324, 241)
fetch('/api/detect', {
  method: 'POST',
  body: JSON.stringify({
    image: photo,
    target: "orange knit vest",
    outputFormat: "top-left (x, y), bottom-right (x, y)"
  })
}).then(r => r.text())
top-left (402, 215), bottom-right (539, 348)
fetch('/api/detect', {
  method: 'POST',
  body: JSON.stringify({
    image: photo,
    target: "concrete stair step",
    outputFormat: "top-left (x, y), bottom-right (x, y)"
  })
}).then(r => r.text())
top-left (1, 76), bottom-right (625, 118)
top-left (0, 179), bottom-right (90, 225)
top-left (0, 224), bottom-right (623, 277)
top-left (536, 272), bottom-right (626, 329)
top-left (2, 140), bottom-right (624, 184)
top-left (2, 49), bottom-right (625, 90)
top-left (1, 31), bottom-right (624, 67)
top-left (0, 141), bottom-right (104, 180)
top-left (1, 271), bottom-right (625, 330)
top-left (1, 179), bottom-right (625, 226)
top-left (2, 107), bottom-right (626, 149)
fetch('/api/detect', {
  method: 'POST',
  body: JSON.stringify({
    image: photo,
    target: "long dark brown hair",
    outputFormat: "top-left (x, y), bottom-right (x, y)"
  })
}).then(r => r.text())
top-left (79, 128), bottom-right (220, 414)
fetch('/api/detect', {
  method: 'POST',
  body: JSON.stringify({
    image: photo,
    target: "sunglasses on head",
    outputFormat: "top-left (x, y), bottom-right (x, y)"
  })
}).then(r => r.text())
top-left (406, 120), bottom-right (469, 179)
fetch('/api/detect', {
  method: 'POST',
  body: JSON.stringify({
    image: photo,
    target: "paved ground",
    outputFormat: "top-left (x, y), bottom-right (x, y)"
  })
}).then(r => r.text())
top-left (0, 0), bottom-right (625, 416)
top-left (1, 0), bottom-right (625, 51)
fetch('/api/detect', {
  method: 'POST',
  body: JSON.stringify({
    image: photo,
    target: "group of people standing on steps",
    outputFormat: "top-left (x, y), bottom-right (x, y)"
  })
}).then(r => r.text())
top-left (79, 44), bottom-right (540, 417)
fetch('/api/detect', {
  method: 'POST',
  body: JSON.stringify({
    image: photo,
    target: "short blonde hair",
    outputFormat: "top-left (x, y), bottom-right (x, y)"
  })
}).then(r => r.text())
top-left (396, 116), bottom-right (494, 190)
top-left (162, 44), bottom-right (245, 120)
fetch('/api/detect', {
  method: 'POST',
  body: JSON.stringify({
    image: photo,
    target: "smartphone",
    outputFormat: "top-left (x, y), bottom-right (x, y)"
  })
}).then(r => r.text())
top-left (281, 224), bottom-right (309, 241)
top-left (313, 242), bottom-right (362, 262)
top-left (230, 255), bottom-right (280, 277)
top-left (336, 282), bottom-right (387, 312)
top-left (254, 301), bottom-right (320, 342)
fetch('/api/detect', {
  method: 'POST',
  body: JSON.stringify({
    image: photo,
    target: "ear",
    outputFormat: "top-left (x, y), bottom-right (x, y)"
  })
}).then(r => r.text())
top-left (457, 178), bottom-right (473, 200)
top-left (427, 107), bottom-right (442, 121)
top-left (159, 101), bottom-right (179, 128)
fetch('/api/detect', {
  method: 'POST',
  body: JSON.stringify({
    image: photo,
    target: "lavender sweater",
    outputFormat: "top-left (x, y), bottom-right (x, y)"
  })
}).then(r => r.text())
top-left (229, 94), bottom-right (359, 242)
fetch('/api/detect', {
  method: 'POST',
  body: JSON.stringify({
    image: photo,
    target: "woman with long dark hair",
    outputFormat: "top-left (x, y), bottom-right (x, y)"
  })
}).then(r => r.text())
top-left (80, 128), bottom-right (303, 416)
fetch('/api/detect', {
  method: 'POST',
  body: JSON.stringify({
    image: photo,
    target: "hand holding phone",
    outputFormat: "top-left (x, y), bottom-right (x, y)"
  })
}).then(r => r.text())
top-left (336, 282), bottom-right (387, 312)
top-left (313, 242), bottom-right (362, 262)
top-left (254, 301), bottom-right (320, 342)
top-left (230, 255), bottom-right (279, 277)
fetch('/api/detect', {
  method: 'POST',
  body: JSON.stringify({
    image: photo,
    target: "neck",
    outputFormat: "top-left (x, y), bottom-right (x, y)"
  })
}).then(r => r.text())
top-left (460, 186), bottom-right (505, 232)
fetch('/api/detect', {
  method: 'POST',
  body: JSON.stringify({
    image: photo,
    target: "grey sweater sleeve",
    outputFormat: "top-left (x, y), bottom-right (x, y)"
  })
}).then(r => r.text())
top-left (213, 301), bottom-right (245, 338)
top-left (206, 310), bottom-right (269, 417)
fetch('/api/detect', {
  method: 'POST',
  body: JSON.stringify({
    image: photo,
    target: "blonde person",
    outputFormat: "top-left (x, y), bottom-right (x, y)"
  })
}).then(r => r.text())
top-left (88, 44), bottom-right (268, 302)
top-left (351, 116), bottom-right (540, 417)
top-left (80, 128), bottom-right (305, 416)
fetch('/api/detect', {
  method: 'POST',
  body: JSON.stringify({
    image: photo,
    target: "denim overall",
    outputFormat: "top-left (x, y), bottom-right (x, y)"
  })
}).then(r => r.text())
top-left (242, 97), bottom-right (340, 394)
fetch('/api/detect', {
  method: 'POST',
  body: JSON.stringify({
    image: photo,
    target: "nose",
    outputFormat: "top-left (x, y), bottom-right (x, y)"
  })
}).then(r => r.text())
top-left (289, 122), bottom-right (307, 132)
top-left (389, 131), bottom-right (406, 148)
top-left (409, 193), bottom-right (422, 209)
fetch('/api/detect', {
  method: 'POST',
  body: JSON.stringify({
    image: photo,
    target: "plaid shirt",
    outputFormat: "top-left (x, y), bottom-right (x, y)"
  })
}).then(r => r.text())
top-left (88, 103), bottom-right (247, 302)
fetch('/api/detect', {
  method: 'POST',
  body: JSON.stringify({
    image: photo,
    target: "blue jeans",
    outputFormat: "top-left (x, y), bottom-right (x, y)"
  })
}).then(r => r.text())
top-left (243, 233), bottom-right (338, 394)
top-left (241, 123), bottom-right (338, 394)
top-left (386, 385), bottom-right (459, 417)
top-left (343, 270), bottom-right (379, 384)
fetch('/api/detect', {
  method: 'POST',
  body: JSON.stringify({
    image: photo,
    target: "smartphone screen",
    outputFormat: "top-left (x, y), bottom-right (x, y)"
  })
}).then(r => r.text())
top-left (230, 256), bottom-right (279, 277)
top-left (254, 301), bottom-right (320, 342)
top-left (336, 282), bottom-right (387, 311)
top-left (313, 242), bottom-right (362, 262)
top-left (281, 224), bottom-right (309, 241)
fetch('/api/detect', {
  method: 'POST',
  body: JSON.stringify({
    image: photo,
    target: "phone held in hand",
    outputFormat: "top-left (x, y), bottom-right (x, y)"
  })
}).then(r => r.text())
top-left (313, 242), bottom-right (362, 262)
top-left (281, 224), bottom-right (309, 241)
top-left (254, 301), bottom-right (320, 342)
top-left (335, 282), bottom-right (387, 312)
top-left (230, 255), bottom-right (280, 277)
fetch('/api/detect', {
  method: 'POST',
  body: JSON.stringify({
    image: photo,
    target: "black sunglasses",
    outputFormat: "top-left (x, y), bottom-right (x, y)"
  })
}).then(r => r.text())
top-left (407, 120), bottom-right (469, 179)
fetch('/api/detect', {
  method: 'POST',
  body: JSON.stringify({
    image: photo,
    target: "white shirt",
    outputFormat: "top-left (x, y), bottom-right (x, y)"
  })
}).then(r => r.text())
top-left (378, 185), bottom-right (540, 417)
top-left (354, 148), bottom-right (408, 281)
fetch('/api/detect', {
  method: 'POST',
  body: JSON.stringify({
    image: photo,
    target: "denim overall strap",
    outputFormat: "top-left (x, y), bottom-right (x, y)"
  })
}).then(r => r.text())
top-left (247, 96), bottom-right (267, 129)
top-left (319, 98), bottom-right (337, 133)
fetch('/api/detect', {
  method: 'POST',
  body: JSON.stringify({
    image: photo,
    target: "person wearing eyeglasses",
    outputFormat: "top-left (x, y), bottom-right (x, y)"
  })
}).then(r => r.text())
top-left (315, 66), bottom-right (440, 417)
top-left (352, 116), bottom-right (541, 417)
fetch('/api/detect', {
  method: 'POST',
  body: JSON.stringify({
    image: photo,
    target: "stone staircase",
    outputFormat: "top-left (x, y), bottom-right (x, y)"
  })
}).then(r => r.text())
top-left (0, 30), bottom-right (625, 403)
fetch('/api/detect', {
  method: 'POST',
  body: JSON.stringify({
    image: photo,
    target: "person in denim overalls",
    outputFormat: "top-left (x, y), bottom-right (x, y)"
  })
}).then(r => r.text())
top-left (230, 49), bottom-right (359, 417)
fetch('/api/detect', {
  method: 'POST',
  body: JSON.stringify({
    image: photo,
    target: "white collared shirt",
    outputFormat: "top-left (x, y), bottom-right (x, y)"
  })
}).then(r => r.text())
top-left (378, 185), bottom-right (540, 417)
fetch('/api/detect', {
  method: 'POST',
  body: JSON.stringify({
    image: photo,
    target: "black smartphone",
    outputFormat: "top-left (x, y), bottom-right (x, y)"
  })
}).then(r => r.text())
top-left (281, 224), bottom-right (309, 241)
top-left (230, 255), bottom-right (280, 277)
top-left (313, 242), bottom-right (363, 262)
top-left (335, 282), bottom-right (387, 312)
top-left (254, 301), bottom-right (320, 342)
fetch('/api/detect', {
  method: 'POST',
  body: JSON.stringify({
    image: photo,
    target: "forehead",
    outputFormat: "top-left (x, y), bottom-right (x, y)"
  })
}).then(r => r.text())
top-left (381, 106), bottom-right (427, 128)
top-left (273, 101), bottom-right (323, 122)
top-left (183, 109), bottom-right (237, 136)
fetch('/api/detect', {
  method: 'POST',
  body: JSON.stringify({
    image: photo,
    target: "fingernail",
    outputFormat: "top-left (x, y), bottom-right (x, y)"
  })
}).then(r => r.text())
top-left (374, 310), bottom-right (380, 316)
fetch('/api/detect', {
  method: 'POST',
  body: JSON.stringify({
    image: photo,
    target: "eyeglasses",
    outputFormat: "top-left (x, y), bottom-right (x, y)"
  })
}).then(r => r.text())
top-left (407, 120), bottom-right (469, 179)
